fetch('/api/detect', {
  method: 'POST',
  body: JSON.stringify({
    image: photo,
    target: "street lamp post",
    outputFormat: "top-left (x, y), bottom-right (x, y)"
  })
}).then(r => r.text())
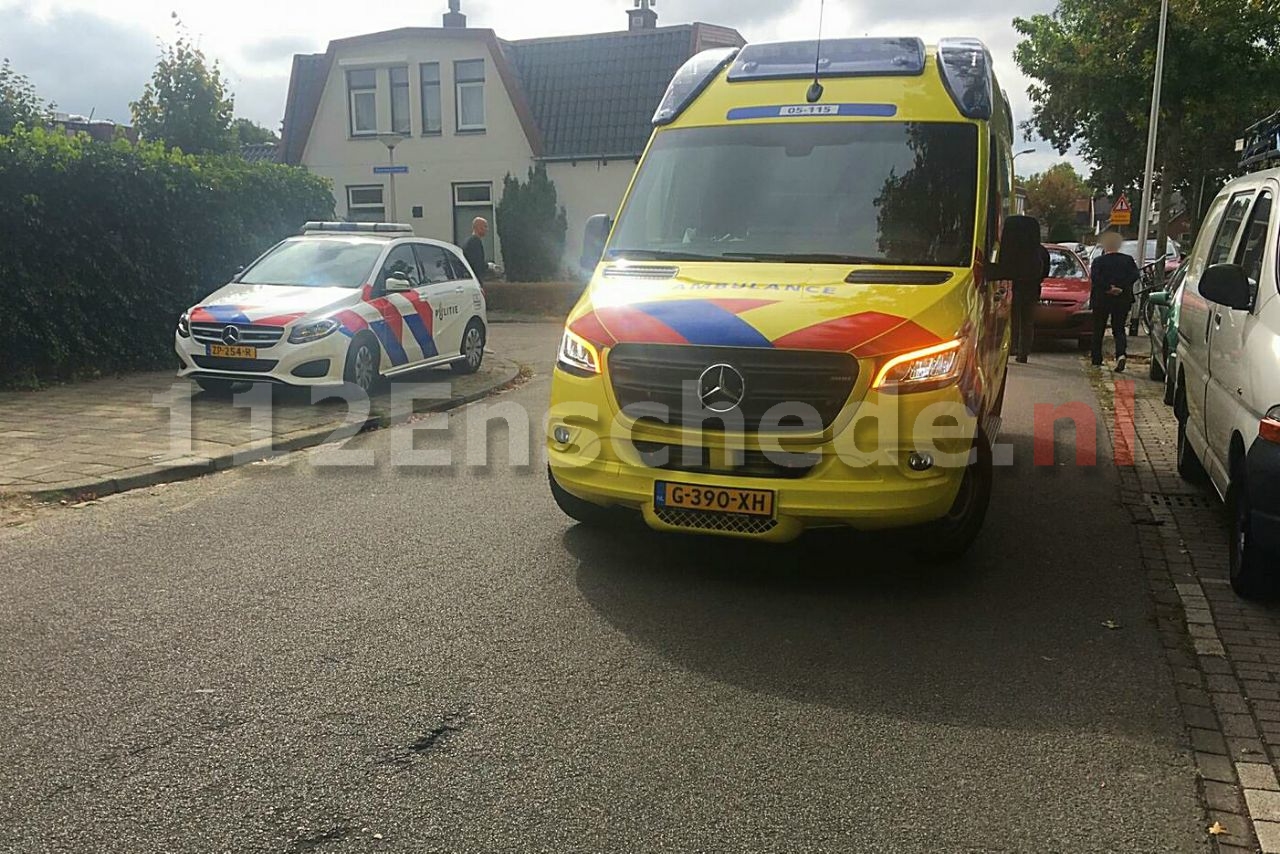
top-left (1135, 0), bottom-right (1170, 271)
top-left (1012, 147), bottom-right (1036, 168)
top-left (378, 133), bottom-right (408, 224)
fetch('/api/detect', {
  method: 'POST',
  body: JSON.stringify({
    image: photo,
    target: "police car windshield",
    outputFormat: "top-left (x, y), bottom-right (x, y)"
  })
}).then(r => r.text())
top-left (607, 121), bottom-right (979, 268)
top-left (238, 238), bottom-right (385, 288)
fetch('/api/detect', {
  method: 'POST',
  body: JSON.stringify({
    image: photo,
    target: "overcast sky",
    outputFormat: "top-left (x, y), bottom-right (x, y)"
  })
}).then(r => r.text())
top-left (0, 0), bottom-right (1083, 175)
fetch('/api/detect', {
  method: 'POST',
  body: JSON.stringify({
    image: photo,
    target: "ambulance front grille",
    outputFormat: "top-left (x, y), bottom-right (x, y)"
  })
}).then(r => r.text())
top-left (653, 506), bottom-right (779, 536)
top-left (191, 323), bottom-right (286, 347)
top-left (609, 344), bottom-right (857, 433)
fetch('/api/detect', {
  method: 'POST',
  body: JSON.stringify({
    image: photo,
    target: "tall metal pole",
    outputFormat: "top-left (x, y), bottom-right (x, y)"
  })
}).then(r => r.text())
top-left (1135, 0), bottom-right (1170, 270)
top-left (387, 145), bottom-right (399, 224)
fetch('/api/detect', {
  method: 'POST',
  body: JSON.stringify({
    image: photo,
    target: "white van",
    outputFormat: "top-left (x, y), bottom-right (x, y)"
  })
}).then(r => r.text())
top-left (1173, 141), bottom-right (1280, 596)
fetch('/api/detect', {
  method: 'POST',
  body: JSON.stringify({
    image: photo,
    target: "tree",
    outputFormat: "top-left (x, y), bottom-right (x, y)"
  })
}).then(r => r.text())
top-left (496, 164), bottom-right (568, 281)
top-left (1014, 0), bottom-right (1280, 237)
top-left (130, 28), bottom-right (235, 155)
top-left (233, 118), bottom-right (278, 146)
top-left (0, 59), bottom-right (50, 136)
top-left (1022, 162), bottom-right (1089, 242)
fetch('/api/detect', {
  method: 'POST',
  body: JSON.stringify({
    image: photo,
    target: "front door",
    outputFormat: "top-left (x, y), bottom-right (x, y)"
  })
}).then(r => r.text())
top-left (1206, 189), bottom-right (1274, 486)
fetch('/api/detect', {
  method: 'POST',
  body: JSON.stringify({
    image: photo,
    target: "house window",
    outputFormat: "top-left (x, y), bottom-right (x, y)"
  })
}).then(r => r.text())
top-left (390, 66), bottom-right (411, 135)
top-left (347, 185), bottom-right (386, 222)
top-left (455, 59), bottom-right (486, 132)
top-left (347, 69), bottom-right (378, 136)
top-left (453, 181), bottom-right (494, 260)
top-left (420, 63), bottom-right (442, 135)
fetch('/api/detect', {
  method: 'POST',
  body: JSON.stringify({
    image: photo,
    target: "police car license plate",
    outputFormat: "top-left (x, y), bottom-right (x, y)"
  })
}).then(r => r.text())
top-left (655, 481), bottom-right (775, 518)
top-left (208, 344), bottom-right (257, 358)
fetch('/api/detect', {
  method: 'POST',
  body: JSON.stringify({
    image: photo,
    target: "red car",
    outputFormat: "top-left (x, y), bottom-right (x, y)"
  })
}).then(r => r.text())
top-left (1033, 243), bottom-right (1093, 349)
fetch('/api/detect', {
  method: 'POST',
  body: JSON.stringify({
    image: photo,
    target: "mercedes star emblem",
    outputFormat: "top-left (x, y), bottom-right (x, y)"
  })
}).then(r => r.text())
top-left (222, 325), bottom-right (241, 345)
top-left (697, 363), bottom-right (746, 413)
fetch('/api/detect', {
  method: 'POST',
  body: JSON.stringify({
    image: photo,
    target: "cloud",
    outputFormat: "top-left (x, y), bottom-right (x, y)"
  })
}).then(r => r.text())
top-left (0, 6), bottom-right (157, 122)
top-left (240, 35), bottom-right (321, 65)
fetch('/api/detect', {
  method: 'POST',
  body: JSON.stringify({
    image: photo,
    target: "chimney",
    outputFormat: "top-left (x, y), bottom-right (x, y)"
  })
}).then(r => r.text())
top-left (628, 0), bottom-right (657, 31)
top-left (443, 0), bottom-right (466, 28)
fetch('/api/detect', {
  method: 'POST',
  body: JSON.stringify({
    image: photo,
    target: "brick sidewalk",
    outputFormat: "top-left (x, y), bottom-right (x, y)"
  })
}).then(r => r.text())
top-left (0, 361), bottom-right (518, 500)
top-left (1100, 361), bottom-right (1280, 853)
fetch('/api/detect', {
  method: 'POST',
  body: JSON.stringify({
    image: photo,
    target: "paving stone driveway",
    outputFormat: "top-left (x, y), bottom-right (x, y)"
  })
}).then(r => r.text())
top-left (1100, 364), bottom-right (1280, 853)
top-left (0, 361), bottom-right (517, 499)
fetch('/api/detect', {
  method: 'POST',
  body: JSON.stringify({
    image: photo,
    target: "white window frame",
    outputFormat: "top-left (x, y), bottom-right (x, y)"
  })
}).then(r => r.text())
top-left (347, 69), bottom-right (378, 137)
top-left (390, 66), bottom-right (411, 135)
top-left (454, 60), bottom-right (486, 133)
top-left (420, 62), bottom-right (442, 136)
top-left (347, 185), bottom-right (386, 222)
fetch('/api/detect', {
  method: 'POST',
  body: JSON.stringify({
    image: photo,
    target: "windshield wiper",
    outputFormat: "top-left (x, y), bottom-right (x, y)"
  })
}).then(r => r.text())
top-left (720, 252), bottom-right (884, 264)
top-left (605, 249), bottom-right (730, 262)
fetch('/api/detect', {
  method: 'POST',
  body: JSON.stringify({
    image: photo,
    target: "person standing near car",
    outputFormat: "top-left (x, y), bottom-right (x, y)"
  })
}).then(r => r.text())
top-left (1090, 229), bottom-right (1140, 372)
top-left (463, 217), bottom-right (489, 284)
top-left (1011, 243), bottom-right (1051, 364)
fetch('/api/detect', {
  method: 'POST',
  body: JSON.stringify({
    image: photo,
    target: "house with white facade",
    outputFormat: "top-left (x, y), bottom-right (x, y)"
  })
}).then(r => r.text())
top-left (278, 1), bottom-right (743, 271)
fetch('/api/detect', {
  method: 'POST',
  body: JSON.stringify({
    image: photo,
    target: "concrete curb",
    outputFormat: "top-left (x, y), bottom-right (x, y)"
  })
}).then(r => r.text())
top-left (18, 358), bottom-right (523, 504)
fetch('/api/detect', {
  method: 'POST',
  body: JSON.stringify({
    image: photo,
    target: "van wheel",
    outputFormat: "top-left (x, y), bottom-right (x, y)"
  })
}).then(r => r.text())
top-left (453, 320), bottom-right (485, 375)
top-left (1149, 341), bottom-right (1166, 382)
top-left (1176, 408), bottom-right (1207, 483)
top-left (1229, 463), bottom-right (1271, 598)
top-left (911, 429), bottom-right (993, 562)
top-left (548, 466), bottom-right (615, 526)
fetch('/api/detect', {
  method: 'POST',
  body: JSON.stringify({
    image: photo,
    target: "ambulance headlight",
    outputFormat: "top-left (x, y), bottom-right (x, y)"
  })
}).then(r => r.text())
top-left (937, 38), bottom-right (993, 120)
top-left (288, 318), bottom-right (340, 344)
top-left (873, 339), bottom-right (967, 394)
top-left (652, 47), bottom-right (739, 126)
top-left (557, 329), bottom-right (602, 376)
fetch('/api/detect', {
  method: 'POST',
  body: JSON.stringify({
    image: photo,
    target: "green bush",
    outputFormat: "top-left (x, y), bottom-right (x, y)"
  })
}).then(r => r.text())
top-left (495, 163), bottom-right (567, 281)
top-left (0, 126), bottom-right (333, 386)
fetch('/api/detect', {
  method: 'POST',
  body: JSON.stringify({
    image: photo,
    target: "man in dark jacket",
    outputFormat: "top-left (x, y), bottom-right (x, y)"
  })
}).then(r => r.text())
top-left (1012, 243), bottom-right (1051, 364)
top-left (463, 217), bottom-right (488, 284)
top-left (1089, 230), bottom-right (1140, 372)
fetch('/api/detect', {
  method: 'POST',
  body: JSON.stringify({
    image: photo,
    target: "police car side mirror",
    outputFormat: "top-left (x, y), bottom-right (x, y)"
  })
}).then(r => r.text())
top-left (580, 214), bottom-right (613, 273)
top-left (1199, 263), bottom-right (1251, 311)
top-left (385, 276), bottom-right (413, 293)
top-left (992, 215), bottom-right (1043, 282)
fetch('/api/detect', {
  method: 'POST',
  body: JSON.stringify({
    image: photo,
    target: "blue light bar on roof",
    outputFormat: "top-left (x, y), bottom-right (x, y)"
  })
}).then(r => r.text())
top-left (653, 47), bottom-right (740, 126)
top-left (937, 38), bottom-right (994, 120)
top-left (727, 38), bottom-right (925, 82)
top-left (301, 222), bottom-right (414, 234)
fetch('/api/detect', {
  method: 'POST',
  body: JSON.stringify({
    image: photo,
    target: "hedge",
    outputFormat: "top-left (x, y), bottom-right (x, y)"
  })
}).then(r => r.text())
top-left (0, 126), bottom-right (334, 387)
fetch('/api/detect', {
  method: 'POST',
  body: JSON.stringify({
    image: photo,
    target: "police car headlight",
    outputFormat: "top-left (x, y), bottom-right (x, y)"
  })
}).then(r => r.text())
top-left (1082, 297), bottom-right (1091, 311)
top-left (177, 310), bottom-right (191, 338)
top-left (873, 339), bottom-right (966, 394)
top-left (557, 329), bottom-right (601, 376)
top-left (288, 319), bottom-right (340, 344)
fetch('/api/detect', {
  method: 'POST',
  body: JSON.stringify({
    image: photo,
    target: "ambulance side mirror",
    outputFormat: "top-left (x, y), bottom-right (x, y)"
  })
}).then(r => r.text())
top-left (993, 215), bottom-right (1043, 282)
top-left (580, 214), bottom-right (613, 273)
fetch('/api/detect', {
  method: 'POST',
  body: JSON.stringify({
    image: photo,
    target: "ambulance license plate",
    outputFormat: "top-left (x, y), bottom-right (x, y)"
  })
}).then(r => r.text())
top-left (208, 344), bottom-right (257, 358)
top-left (654, 481), bottom-right (775, 518)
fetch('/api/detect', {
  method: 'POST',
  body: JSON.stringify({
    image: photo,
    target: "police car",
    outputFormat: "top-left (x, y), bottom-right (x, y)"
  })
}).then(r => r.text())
top-left (175, 222), bottom-right (487, 394)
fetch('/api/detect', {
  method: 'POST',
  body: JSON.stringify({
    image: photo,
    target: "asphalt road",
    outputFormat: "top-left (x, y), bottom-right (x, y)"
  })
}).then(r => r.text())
top-left (0, 323), bottom-right (1204, 853)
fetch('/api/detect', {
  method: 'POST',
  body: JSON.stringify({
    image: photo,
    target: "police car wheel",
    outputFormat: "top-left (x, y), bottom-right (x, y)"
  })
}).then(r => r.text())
top-left (911, 430), bottom-right (993, 562)
top-left (453, 321), bottom-right (485, 375)
top-left (548, 466), bottom-right (614, 526)
top-left (344, 335), bottom-right (380, 394)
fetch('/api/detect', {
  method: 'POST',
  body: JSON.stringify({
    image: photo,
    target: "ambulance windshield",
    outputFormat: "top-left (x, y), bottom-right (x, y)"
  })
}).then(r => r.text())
top-left (607, 121), bottom-right (979, 269)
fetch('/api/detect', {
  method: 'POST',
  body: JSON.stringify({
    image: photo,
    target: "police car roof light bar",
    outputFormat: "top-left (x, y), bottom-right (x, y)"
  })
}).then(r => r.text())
top-left (1239, 110), bottom-right (1280, 172)
top-left (301, 222), bottom-right (414, 234)
top-left (936, 38), bottom-right (994, 121)
top-left (652, 47), bottom-right (740, 126)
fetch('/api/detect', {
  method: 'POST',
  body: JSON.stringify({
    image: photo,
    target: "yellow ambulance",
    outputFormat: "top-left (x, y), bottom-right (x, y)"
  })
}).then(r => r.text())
top-left (546, 37), bottom-right (1040, 558)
